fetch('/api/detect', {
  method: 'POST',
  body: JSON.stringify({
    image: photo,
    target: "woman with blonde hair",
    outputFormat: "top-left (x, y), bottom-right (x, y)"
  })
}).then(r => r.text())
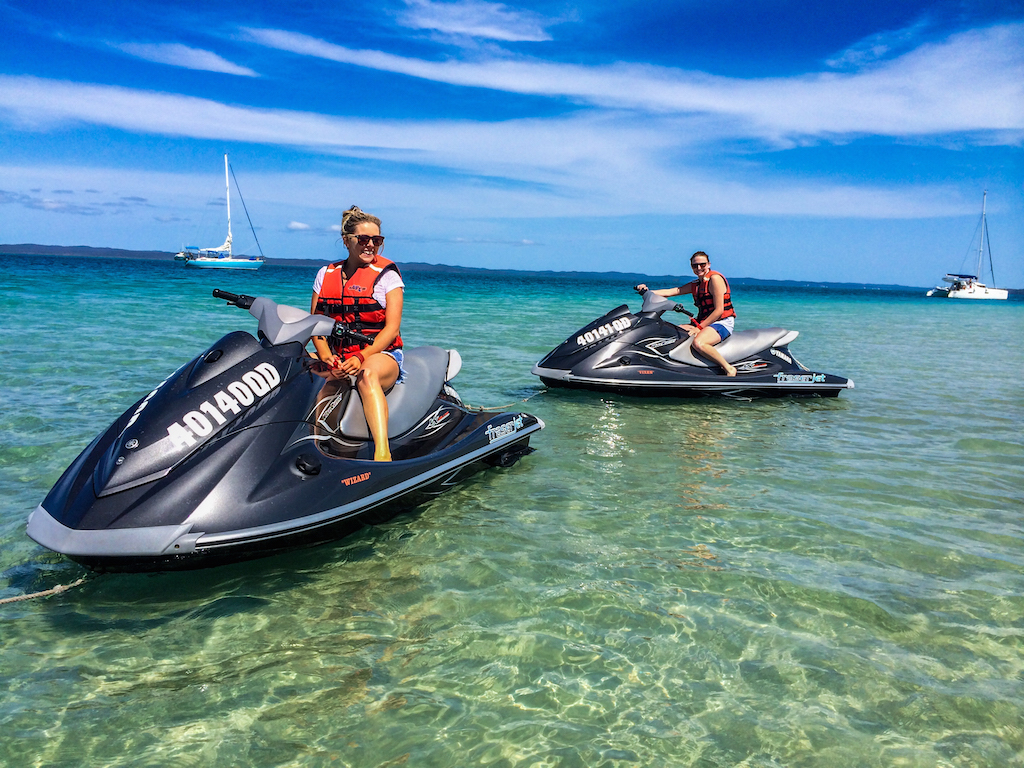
top-left (311, 205), bottom-right (405, 460)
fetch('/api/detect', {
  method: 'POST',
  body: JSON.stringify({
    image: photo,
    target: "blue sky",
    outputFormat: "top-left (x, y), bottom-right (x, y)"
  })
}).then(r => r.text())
top-left (1, 0), bottom-right (1022, 286)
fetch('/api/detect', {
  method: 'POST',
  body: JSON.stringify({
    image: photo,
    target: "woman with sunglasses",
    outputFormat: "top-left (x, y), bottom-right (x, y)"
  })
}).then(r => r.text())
top-left (636, 251), bottom-right (738, 377)
top-left (311, 205), bottom-right (405, 461)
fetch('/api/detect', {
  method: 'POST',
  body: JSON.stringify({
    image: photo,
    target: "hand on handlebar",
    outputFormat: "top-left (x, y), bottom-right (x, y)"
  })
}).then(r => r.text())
top-left (634, 284), bottom-right (648, 294)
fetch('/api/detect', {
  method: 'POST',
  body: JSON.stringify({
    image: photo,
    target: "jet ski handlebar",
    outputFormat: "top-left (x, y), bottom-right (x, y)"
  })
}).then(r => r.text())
top-left (212, 289), bottom-right (255, 309)
top-left (213, 289), bottom-right (375, 347)
top-left (632, 286), bottom-right (694, 317)
top-left (332, 325), bottom-right (375, 347)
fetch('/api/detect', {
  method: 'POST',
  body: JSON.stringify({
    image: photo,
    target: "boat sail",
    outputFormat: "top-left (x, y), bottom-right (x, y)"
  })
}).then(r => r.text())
top-left (927, 191), bottom-right (1007, 300)
top-left (176, 155), bottom-right (265, 270)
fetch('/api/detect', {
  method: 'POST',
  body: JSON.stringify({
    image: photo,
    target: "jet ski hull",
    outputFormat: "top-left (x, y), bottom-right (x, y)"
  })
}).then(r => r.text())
top-left (534, 367), bottom-right (851, 398)
top-left (28, 422), bottom-right (538, 572)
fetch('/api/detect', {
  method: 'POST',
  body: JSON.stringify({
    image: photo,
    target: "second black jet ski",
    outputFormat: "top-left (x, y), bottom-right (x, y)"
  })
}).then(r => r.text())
top-left (532, 290), bottom-right (853, 398)
top-left (27, 291), bottom-right (543, 572)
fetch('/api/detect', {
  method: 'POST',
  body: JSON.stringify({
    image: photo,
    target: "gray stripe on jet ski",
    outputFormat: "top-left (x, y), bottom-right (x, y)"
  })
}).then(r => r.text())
top-left (26, 506), bottom-right (195, 557)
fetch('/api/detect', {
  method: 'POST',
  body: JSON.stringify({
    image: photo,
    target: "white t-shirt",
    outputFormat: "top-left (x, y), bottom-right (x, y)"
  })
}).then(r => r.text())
top-left (313, 264), bottom-right (405, 307)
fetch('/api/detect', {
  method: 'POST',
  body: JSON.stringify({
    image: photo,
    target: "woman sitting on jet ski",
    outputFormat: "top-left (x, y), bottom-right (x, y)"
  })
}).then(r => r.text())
top-left (311, 205), bottom-right (405, 461)
top-left (636, 251), bottom-right (738, 377)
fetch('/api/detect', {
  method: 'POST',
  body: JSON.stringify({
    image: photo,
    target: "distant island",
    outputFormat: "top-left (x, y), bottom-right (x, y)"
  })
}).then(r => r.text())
top-left (4, 242), bottom-right (1019, 295)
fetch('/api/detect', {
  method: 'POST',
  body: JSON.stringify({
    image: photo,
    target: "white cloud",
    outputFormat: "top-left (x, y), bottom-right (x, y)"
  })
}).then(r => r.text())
top-left (3, 20), bottom-right (1020, 227)
top-left (0, 188), bottom-right (104, 215)
top-left (397, 0), bottom-right (552, 42)
top-left (0, 140), bottom-right (970, 226)
top-left (5, 162), bottom-right (1010, 285)
top-left (0, 74), bottom-right (669, 179)
top-left (825, 21), bottom-right (929, 69)
top-left (244, 23), bottom-right (1024, 141)
top-left (116, 42), bottom-right (258, 77)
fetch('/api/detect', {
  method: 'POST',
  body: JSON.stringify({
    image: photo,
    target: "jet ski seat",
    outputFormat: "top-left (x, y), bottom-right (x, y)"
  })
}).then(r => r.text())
top-left (338, 346), bottom-right (453, 439)
top-left (668, 327), bottom-right (797, 367)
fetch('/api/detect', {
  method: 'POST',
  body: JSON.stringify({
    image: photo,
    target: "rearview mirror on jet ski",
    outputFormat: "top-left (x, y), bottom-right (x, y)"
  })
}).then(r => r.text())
top-left (532, 291), bottom-right (854, 398)
top-left (27, 291), bottom-right (544, 572)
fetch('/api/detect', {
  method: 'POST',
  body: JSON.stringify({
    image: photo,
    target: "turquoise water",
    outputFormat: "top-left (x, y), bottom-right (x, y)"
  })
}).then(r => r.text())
top-left (2, 254), bottom-right (1023, 767)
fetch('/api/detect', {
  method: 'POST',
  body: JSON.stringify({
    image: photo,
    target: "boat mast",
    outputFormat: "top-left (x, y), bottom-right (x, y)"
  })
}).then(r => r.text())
top-left (224, 154), bottom-right (233, 257)
top-left (977, 190), bottom-right (986, 281)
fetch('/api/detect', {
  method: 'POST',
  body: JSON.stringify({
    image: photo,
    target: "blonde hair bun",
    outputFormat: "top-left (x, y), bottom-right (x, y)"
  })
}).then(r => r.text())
top-left (341, 205), bottom-right (382, 234)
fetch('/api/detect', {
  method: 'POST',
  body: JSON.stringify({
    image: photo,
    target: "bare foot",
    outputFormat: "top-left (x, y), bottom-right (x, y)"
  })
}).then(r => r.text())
top-left (724, 365), bottom-right (737, 377)
top-left (374, 452), bottom-right (392, 462)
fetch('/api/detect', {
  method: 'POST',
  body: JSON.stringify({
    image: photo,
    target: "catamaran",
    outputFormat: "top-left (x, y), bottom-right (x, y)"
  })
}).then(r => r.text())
top-left (927, 191), bottom-right (1007, 300)
top-left (177, 155), bottom-right (265, 270)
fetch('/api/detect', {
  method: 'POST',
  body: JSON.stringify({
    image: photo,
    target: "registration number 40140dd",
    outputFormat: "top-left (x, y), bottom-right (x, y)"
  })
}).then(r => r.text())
top-left (165, 362), bottom-right (282, 450)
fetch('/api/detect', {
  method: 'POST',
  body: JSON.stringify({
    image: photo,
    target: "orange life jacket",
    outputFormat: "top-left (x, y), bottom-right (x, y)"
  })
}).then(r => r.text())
top-left (692, 269), bottom-right (736, 324)
top-left (315, 256), bottom-right (403, 356)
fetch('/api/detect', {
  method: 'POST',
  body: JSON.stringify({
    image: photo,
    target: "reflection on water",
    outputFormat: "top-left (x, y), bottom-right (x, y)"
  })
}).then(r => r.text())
top-left (2, 257), bottom-right (1023, 766)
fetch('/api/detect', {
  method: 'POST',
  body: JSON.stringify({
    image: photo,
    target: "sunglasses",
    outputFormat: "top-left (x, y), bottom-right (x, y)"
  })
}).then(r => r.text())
top-left (691, 261), bottom-right (709, 269)
top-left (347, 234), bottom-right (385, 247)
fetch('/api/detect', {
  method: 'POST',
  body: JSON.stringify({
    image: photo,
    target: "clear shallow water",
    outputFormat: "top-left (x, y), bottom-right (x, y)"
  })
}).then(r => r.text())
top-left (2, 254), bottom-right (1023, 767)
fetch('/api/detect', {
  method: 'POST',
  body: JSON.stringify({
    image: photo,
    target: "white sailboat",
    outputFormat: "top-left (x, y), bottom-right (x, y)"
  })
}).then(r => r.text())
top-left (177, 155), bottom-right (265, 270)
top-left (927, 191), bottom-right (1007, 300)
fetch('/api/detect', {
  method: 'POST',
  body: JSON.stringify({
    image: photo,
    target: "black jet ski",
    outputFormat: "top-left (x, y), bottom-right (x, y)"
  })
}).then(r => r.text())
top-left (27, 290), bottom-right (544, 572)
top-left (532, 290), bottom-right (853, 398)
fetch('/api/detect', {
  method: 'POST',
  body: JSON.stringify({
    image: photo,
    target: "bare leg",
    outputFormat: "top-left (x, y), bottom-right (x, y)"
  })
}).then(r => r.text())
top-left (691, 327), bottom-right (737, 376)
top-left (355, 354), bottom-right (400, 461)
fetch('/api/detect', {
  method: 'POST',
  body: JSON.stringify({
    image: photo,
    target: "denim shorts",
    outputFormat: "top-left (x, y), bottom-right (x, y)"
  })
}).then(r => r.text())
top-left (381, 348), bottom-right (406, 384)
top-left (709, 316), bottom-right (735, 340)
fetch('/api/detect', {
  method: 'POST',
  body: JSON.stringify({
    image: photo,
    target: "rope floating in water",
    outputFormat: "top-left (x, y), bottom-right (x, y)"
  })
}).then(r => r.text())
top-left (0, 578), bottom-right (87, 605)
top-left (465, 389), bottom-right (547, 412)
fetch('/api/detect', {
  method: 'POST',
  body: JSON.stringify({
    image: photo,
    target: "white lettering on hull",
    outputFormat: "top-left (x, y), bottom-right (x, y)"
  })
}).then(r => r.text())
top-left (166, 363), bottom-right (281, 450)
top-left (577, 317), bottom-right (632, 347)
top-left (485, 415), bottom-right (525, 443)
top-left (774, 372), bottom-right (825, 384)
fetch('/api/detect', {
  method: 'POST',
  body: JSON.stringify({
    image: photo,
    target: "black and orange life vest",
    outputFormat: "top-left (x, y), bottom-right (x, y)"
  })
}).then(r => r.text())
top-left (692, 269), bottom-right (736, 324)
top-left (315, 256), bottom-right (403, 356)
